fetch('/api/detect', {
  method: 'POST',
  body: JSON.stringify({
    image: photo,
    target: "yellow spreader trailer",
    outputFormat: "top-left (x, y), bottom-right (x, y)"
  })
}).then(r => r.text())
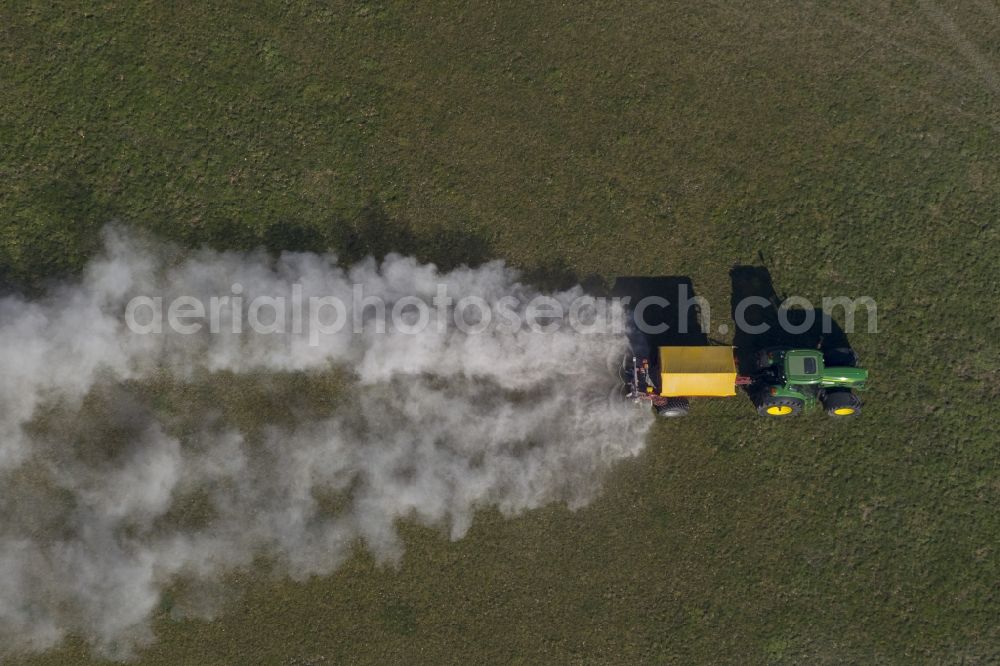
top-left (626, 345), bottom-right (750, 417)
top-left (658, 346), bottom-right (738, 398)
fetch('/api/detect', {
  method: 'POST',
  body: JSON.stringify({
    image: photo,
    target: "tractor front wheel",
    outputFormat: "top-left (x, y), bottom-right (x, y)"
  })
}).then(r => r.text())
top-left (822, 390), bottom-right (861, 417)
top-left (755, 395), bottom-right (804, 417)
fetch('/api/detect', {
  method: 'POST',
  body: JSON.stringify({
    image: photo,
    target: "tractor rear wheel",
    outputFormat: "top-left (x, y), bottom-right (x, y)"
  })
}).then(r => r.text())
top-left (656, 398), bottom-right (690, 418)
top-left (822, 390), bottom-right (861, 417)
top-left (755, 395), bottom-right (804, 417)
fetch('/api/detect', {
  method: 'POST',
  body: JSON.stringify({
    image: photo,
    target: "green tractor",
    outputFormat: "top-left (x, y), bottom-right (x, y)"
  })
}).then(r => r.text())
top-left (750, 347), bottom-right (868, 417)
top-left (621, 344), bottom-right (868, 418)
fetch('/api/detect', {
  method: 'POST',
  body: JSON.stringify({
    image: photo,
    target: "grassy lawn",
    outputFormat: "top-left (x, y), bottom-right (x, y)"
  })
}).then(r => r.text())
top-left (2, 0), bottom-right (998, 663)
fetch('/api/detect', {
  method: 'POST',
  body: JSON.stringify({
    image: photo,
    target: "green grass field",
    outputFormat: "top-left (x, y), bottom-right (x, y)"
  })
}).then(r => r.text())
top-left (2, 1), bottom-right (998, 663)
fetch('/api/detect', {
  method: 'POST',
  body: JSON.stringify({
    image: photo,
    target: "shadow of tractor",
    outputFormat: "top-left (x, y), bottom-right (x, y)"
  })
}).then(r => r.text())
top-left (729, 266), bottom-right (855, 376)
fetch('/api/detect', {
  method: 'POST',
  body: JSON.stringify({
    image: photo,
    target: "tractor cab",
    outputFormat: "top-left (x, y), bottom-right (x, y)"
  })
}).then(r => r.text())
top-left (783, 349), bottom-right (825, 384)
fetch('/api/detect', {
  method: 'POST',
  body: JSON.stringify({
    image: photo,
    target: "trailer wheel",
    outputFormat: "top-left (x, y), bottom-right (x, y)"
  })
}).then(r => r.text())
top-left (822, 390), bottom-right (861, 417)
top-left (755, 395), bottom-right (804, 417)
top-left (656, 398), bottom-right (690, 418)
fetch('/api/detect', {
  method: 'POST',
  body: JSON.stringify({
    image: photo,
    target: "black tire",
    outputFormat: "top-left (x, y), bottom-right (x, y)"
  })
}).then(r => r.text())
top-left (656, 397), bottom-right (690, 418)
top-left (755, 394), bottom-right (804, 417)
top-left (822, 390), bottom-right (861, 417)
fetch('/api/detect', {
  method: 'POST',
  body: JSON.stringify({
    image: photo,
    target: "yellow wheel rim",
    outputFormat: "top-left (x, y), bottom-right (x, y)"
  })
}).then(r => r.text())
top-left (833, 407), bottom-right (855, 416)
top-left (766, 405), bottom-right (793, 416)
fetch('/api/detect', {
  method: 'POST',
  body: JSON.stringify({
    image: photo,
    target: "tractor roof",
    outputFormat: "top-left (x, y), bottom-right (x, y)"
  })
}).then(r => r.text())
top-left (659, 346), bottom-right (737, 397)
top-left (783, 349), bottom-right (825, 384)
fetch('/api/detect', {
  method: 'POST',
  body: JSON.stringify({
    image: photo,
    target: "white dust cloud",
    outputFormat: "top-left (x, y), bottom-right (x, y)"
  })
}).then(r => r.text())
top-left (0, 227), bottom-right (651, 658)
